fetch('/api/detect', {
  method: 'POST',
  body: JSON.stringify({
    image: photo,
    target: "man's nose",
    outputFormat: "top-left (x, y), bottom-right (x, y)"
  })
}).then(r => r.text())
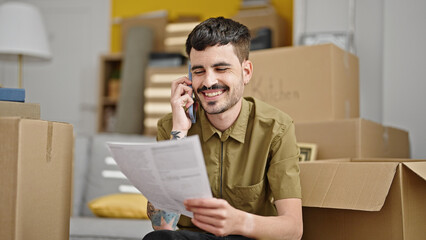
top-left (203, 70), bottom-right (218, 88)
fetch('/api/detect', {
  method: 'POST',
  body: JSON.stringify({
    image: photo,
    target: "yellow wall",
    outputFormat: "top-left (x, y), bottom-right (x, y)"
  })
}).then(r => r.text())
top-left (271, 0), bottom-right (293, 47)
top-left (110, 0), bottom-right (293, 52)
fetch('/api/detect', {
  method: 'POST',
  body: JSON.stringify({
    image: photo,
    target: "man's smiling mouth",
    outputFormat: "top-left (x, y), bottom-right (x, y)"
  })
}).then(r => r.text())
top-left (197, 84), bottom-right (229, 98)
top-left (204, 91), bottom-right (224, 97)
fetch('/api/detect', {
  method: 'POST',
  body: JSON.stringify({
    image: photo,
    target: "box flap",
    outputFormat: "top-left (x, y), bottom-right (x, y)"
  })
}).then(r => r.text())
top-left (300, 162), bottom-right (399, 211)
top-left (403, 162), bottom-right (426, 181)
top-left (352, 158), bottom-right (424, 162)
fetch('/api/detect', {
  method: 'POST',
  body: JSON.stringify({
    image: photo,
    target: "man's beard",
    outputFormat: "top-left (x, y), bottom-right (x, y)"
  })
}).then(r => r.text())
top-left (195, 83), bottom-right (242, 115)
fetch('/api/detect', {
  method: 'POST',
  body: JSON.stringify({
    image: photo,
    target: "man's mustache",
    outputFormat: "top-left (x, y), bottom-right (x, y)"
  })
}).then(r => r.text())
top-left (197, 84), bottom-right (229, 93)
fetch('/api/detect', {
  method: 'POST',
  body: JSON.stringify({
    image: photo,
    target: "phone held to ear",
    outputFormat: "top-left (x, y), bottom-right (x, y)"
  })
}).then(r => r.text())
top-left (188, 64), bottom-right (196, 123)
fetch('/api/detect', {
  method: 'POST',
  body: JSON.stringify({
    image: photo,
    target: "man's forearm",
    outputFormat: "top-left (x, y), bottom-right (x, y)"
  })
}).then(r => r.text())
top-left (147, 201), bottom-right (180, 230)
top-left (240, 212), bottom-right (303, 240)
top-left (170, 130), bottom-right (187, 140)
top-left (239, 199), bottom-right (303, 240)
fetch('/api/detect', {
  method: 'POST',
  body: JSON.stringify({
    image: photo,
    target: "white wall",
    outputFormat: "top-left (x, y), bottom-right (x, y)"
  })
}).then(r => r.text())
top-left (0, 0), bottom-right (110, 134)
top-left (383, 0), bottom-right (426, 158)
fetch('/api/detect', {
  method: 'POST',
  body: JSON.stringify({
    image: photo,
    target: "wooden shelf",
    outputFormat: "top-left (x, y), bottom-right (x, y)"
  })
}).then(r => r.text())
top-left (97, 53), bottom-right (122, 132)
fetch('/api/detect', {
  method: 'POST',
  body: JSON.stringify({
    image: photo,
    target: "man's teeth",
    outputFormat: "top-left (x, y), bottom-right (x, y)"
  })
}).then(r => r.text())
top-left (204, 91), bottom-right (223, 97)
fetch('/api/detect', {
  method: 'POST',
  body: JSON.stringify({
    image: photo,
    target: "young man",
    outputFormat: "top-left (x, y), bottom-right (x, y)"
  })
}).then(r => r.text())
top-left (144, 17), bottom-right (302, 240)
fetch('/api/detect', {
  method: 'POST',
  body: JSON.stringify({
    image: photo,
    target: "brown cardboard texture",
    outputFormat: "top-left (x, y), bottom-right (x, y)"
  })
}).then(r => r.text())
top-left (245, 44), bottom-right (359, 122)
top-left (295, 118), bottom-right (410, 159)
top-left (300, 159), bottom-right (426, 240)
top-left (0, 101), bottom-right (40, 119)
top-left (232, 5), bottom-right (287, 47)
top-left (0, 117), bottom-right (74, 240)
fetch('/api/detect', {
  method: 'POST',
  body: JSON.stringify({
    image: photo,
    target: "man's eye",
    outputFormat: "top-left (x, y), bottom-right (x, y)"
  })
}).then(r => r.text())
top-left (216, 68), bottom-right (228, 72)
top-left (194, 70), bottom-right (204, 75)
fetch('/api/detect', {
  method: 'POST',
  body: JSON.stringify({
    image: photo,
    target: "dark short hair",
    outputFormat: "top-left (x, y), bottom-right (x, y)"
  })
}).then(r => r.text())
top-left (185, 17), bottom-right (251, 63)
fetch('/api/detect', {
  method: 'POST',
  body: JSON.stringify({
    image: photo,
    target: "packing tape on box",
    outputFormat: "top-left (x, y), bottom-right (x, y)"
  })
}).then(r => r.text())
top-left (46, 122), bottom-right (53, 162)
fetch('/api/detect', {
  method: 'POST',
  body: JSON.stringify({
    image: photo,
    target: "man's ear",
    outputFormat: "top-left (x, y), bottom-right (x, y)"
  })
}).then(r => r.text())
top-left (242, 60), bottom-right (253, 85)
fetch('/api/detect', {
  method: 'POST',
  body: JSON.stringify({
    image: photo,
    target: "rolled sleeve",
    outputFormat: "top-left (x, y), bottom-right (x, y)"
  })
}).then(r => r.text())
top-left (267, 122), bottom-right (302, 199)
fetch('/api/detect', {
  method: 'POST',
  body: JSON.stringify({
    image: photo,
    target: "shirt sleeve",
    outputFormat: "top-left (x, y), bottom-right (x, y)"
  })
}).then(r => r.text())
top-left (267, 121), bottom-right (302, 199)
top-left (156, 114), bottom-right (173, 141)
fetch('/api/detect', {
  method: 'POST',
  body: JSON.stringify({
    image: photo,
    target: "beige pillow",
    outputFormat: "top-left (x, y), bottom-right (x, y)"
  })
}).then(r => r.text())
top-left (88, 193), bottom-right (149, 219)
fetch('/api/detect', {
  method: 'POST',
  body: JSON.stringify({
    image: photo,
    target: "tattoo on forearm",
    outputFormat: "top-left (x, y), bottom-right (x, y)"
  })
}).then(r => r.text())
top-left (147, 201), bottom-right (180, 230)
top-left (147, 201), bottom-right (157, 220)
top-left (171, 131), bottom-right (181, 140)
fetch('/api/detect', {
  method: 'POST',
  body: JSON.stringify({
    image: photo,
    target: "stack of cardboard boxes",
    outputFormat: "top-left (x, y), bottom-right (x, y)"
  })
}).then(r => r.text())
top-left (0, 101), bottom-right (74, 240)
top-left (245, 43), bottom-right (425, 239)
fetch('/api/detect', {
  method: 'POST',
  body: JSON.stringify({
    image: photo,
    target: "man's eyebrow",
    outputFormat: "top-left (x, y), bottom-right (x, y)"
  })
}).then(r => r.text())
top-left (191, 65), bottom-right (204, 71)
top-left (191, 62), bottom-right (231, 71)
top-left (212, 62), bottom-right (231, 68)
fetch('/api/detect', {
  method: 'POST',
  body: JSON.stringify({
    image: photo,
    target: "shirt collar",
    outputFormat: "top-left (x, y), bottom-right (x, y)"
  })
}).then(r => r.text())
top-left (200, 98), bottom-right (251, 143)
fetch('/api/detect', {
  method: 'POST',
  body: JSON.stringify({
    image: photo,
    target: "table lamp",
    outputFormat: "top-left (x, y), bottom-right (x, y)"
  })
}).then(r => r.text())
top-left (0, 1), bottom-right (51, 88)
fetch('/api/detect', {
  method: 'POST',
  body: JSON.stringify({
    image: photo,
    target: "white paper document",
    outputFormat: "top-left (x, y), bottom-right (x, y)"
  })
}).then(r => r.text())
top-left (106, 136), bottom-right (212, 217)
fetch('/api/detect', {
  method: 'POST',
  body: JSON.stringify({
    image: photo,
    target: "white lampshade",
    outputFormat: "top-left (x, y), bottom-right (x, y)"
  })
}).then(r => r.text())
top-left (0, 1), bottom-right (51, 59)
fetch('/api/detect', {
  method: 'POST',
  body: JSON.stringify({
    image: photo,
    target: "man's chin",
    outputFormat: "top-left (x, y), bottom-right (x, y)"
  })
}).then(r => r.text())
top-left (200, 102), bottom-right (227, 115)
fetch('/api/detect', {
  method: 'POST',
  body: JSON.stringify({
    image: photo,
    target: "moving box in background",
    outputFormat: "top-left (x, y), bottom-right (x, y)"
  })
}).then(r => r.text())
top-left (295, 118), bottom-right (410, 159)
top-left (0, 101), bottom-right (40, 119)
top-left (245, 43), bottom-right (359, 122)
top-left (0, 118), bottom-right (73, 240)
top-left (232, 5), bottom-right (287, 48)
top-left (300, 158), bottom-right (426, 240)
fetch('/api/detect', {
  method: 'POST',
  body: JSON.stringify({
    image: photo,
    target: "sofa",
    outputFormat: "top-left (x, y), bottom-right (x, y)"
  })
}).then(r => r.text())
top-left (70, 133), bottom-right (157, 240)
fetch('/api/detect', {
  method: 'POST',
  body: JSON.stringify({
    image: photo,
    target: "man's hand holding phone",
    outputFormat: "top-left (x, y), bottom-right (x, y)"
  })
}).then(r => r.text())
top-left (170, 75), bottom-right (195, 137)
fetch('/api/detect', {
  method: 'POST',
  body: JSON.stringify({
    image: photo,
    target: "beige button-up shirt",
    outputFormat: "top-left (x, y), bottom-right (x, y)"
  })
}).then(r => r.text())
top-left (157, 97), bottom-right (301, 231)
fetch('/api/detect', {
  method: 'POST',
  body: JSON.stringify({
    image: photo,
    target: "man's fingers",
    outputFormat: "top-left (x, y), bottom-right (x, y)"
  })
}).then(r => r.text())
top-left (193, 212), bottom-right (226, 227)
top-left (171, 84), bottom-right (193, 110)
top-left (189, 206), bottom-right (227, 220)
top-left (171, 94), bottom-right (193, 111)
top-left (171, 77), bottom-right (192, 95)
top-left (172, 84), bottom-right (193, 99)
top-left (185, 198), bottom-right (228, 208)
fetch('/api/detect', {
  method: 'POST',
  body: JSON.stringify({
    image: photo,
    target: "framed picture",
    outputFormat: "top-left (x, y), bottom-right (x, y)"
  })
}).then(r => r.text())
top-left (298, 143), bottom-right (318, 162)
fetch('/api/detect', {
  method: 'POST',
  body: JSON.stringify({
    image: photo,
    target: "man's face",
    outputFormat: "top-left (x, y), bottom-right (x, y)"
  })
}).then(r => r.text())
top-left (189, 44), bottom-right (252, 115)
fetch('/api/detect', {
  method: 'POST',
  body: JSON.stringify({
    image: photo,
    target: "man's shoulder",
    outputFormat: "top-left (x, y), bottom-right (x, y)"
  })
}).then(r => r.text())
top-left (157, 113), bottom-right (173, 134)
top-left (158, 112), bottom-right (173, 126)
top-left (245, 97), bottom-right (294, 125)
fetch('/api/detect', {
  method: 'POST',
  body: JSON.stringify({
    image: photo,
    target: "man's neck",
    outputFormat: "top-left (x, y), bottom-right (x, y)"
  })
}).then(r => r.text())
top-left (206, 99), bottom-right (243, 132)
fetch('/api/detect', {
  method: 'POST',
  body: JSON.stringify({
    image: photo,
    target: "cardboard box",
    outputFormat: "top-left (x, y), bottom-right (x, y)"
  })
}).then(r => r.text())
top-left (232, 5), bottom-right (287, 47)
top-left (300, 158), bottom-right (426, 240)
top-left (244, 44), bottom-right (359, 122)
top-left (0, 101), bottom-right (40, 119)
top-left (295, 118), bottom-right (410, 159)
top-left (0, 117), bottom-right (74, 240)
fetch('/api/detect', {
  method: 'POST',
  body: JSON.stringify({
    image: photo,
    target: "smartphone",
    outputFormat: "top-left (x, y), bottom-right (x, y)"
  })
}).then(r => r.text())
top-left (188, 64), bottom-right (196, 123)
